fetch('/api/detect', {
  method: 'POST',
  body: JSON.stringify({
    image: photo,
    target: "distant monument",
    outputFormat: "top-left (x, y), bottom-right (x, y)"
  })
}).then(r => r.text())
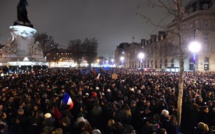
top-left (14, 0), bottom-right (33, 28)
top-left (0, 0), bottom-right (47, 69)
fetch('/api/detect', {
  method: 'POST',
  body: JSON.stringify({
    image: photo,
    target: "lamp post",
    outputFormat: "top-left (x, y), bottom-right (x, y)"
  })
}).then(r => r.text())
top-left (97, 59), bottom-right (100, 67)
top-left (138, 52), bottom-right (144, 68)
top-left (111, 59), bottom-right (114, 67)
top-left (120, 56), bottom-right (125, 68)
top-left (111, 59), bottom-right (114, 64)
top-left (188, 41), bottom-right (201, 76)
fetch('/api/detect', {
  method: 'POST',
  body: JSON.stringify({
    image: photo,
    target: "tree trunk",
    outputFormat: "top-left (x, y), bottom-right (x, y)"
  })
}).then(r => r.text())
top-left (177, 55), bottom-right (184, 126)
top-left (177, 26), bottom-right (184, 126)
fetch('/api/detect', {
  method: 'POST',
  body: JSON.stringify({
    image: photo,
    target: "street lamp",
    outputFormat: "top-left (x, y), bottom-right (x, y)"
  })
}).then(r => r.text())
top-left (97, 59), bottom-right (100, 67)
top-left (138, 52), bottom-right (145, 68)
top-left (111, 59), bottom-right (114, 67)
top-left (111, 59), bottom-right (114, 64)
top-left (120, 56), bottom-right (125, 67)
top-left (188, 41), bottom-right (201, 76)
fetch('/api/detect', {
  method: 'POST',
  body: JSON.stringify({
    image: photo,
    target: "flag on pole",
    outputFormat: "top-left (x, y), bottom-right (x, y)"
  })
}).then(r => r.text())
top-left (62, 92), bottom-right (74, 110)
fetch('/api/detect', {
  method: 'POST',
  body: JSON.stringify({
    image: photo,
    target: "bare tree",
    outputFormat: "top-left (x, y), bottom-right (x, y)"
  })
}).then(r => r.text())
top-left (34, 32), bottom-right (58, 57)
top-left (68, 38), bottom-right (98, 68)
top-left (67, 39), bottom-right (83, 67)
top-left (137, 0), bottom-right (193, 126)
top-left (82, 38), bottom-right (98, 67)
top-left (46, 47), bottom-right (58, 62)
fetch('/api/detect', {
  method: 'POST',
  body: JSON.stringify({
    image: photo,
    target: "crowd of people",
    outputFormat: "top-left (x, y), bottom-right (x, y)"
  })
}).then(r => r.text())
top-left (0, 68), bottom-right (214, 134)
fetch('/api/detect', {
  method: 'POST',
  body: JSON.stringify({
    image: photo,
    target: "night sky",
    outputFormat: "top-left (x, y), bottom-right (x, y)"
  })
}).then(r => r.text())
top-left (0, 0), bottom-right (172, 57)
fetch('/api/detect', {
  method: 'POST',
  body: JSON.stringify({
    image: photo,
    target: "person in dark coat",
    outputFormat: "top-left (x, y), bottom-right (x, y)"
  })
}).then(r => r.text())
top-left (209, 107), bottom-right (215, 128)
top-left (88, 102), bottom-right (102, 128)
top-left (11, 108), bottom-right (29, 134)
top-left (198, 106), bottom-right (210, 126)
top-left (159, 109), bottom-right (170, 129)
top-left (41, 113), bottom-right (56, 134)
top-left (0, 120), bottom-right (9, 134)
top-left (113, 104), bottom-right (126, 124)
top-left (59, 116), bottom-right (72, 134)
top-left (104, 119), bottom-right (116, 134)
top-left (165, 115), bottom-right (181, 134)
top-left (29, 111), bottom-right (43, 134)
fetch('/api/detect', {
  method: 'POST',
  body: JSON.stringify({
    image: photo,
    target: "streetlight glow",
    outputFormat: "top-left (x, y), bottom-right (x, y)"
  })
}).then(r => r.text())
top-left (120, 56), bottom-right (125, 62)
top-left (188, 41), bottom-right (201, 76)
top-left (138, 52), bottom-right (144, 68)
top-left (188, 41), bottom-right (201, 53)
top-left (120, 56), bottom-right (125, 68)
top-left (138, 52), bottom-right (145, 60)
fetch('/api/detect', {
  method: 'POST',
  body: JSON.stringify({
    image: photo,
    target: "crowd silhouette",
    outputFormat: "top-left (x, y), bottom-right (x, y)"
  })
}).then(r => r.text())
top-left (0, 68), bottom-right (214, 134)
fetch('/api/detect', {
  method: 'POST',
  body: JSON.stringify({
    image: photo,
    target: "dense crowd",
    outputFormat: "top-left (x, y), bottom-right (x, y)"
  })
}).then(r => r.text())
top-left (0, 68), bottom-right (214, 134)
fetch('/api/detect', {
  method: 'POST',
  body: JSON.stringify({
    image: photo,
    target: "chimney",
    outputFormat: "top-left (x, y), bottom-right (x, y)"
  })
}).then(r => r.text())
top-left (150, 35), bottom-right (157, 42)
top-left (141, 39), bottom-right (146, 45)
top-left (158, 31), bottom-right (166, 40)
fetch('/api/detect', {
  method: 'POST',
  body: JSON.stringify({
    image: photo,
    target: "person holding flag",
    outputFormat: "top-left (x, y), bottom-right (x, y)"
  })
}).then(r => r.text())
top-left (61, 92), bottom-right (74, 110)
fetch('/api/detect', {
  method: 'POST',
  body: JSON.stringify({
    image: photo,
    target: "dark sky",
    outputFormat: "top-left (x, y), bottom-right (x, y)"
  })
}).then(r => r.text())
top-left (0, 0), bottom-right (171, 57)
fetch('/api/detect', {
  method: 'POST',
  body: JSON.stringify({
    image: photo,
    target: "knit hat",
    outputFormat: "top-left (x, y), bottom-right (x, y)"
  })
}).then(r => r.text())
top-left (137, 90), bottom-right (141, 93)
top-left (107, 89), bottom-right (111, 92)
top-left (92, 92), bottom-right (97, 97)
top-left (92, 129), bottom-right (101, 134)
top-left (44, 113), bottom-right (52, 119)
top-left (85, 93), bottom-right (89, 96)
top-left (130, 88), bottom-right (134, 92)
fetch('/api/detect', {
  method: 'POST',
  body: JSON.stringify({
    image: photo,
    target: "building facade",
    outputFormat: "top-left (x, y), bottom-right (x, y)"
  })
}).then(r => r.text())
top-left (115, 0), bottom-right (215, 72)
top-left (47, 48), bottom-right (75, 67)
top-left (114, 42), bottom-right (144, 68)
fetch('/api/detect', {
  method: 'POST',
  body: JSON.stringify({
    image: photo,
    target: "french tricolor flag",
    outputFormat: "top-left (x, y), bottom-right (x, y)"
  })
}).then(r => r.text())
top-left (62, 92), bottom-right (74, 110)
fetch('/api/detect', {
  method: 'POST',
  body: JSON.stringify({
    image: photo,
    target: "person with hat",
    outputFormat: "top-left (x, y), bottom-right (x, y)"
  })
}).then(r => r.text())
top-left (41, 113), bottom-right (55, 134)
top-left (92, 129), bottom-right (101, 134)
